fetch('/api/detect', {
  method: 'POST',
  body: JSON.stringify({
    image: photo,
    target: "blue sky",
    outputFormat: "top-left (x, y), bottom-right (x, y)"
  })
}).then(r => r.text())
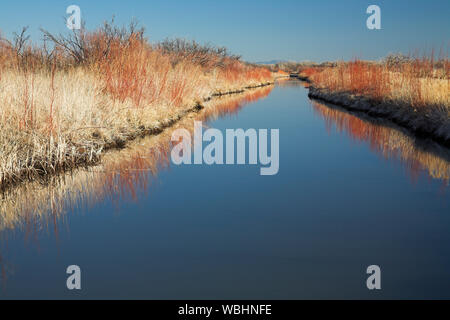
top-left (0, 0), bottom-right (448, 62)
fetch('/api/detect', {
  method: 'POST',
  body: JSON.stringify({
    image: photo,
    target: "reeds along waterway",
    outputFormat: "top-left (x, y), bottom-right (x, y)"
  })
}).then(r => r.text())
top-left (294, 57), bottom-right (450, 143)
top-left (2, 84), bottom-right (449, 234)
top-left (0, 23), bottom-right (280, 193)
top-left (311, 100), bottom-right (450, 186)
top-left (0, 86), bottom-right (273, 234)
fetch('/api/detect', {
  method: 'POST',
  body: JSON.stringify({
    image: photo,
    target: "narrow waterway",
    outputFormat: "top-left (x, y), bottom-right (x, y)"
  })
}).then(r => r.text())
top-left (0, 80), bottom-right (449, 299)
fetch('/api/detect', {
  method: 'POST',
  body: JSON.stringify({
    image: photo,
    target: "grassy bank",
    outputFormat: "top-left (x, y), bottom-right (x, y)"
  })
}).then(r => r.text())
top-left (0, 22), bottom-right (281, 190)
top-left (0, 86), bottom-right (273, 231)
top-left (295, 55), bottom-right (450, 144)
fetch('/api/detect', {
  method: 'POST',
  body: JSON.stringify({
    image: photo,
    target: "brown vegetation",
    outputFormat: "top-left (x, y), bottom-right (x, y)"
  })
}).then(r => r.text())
top-left (309, 55), bottom-right (449, 107)
top-left (284, 54), bottom-right (450, 143)
top-left (0, 86), bottom-right (273, 232)
top-left (0, 21), bottom-right (279, 190)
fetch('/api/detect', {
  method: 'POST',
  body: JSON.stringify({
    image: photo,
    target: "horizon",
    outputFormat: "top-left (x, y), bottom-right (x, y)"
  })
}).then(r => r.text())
top-left (0, 0), bottom-right (448, 63)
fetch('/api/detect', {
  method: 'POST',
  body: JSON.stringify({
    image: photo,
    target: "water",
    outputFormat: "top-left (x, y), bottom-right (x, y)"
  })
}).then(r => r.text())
top-left (0, 80), bottom-right (449, 299)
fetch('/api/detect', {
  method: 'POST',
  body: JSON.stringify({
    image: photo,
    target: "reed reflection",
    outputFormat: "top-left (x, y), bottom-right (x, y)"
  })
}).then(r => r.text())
top-left (0, 86), bottom-right (273, 234)
top-left (0, 86), bottom-right (273, 284)
top-left (310, 99), bottom-right (450, 185)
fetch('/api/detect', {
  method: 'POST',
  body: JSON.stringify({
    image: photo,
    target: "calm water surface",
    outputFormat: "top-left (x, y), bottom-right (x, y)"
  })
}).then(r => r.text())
top-left (1, 80), bottom-right (449, 299)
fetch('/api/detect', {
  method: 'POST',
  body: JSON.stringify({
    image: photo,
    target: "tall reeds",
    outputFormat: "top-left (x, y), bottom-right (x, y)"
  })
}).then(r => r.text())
top-left (309, 54), bottom-right (449, 108)
top-left (0, 21), bottom-right (277, 190)
top-left (0, 86), bottom-right (274, 232)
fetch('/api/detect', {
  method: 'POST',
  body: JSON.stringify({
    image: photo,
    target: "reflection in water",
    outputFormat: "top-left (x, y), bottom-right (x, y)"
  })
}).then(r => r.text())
top-left (0, 86), bottom-right (273, 283)
top-left (1, 82), bottom-right (448, 240)
top-left (276, 77), bottom-right (309, 88)
top-left (0, 86), bottom-right (273, 233)
top-left (1, 80), bottom-right (449, 294)
top-left (310, 99), bottom-right (450, 184)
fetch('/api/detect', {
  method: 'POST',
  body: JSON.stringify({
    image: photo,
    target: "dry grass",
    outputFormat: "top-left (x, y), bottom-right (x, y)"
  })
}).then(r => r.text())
top-left (309, 56), bottom-right (449, 108)
top-left (0, 22), bottom-right (279, 190)
top-left (305, 55), bottom-right (450, 142)
top-left (0, 86), bottom-right (273, 232)
top-left (298, 67), bottom-right (323, 78)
